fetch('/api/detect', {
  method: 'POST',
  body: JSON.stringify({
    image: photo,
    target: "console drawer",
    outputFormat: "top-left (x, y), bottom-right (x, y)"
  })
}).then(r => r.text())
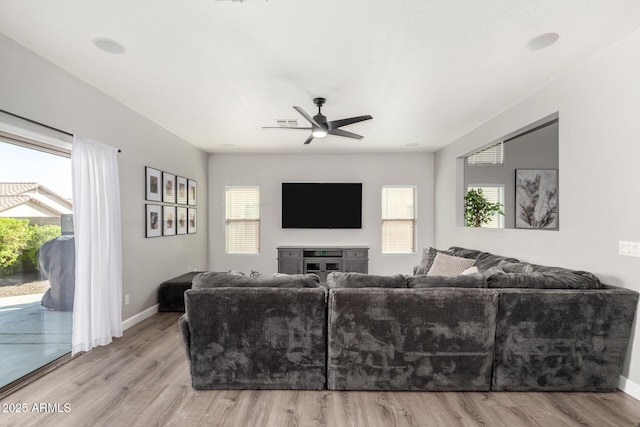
top-left (279, 249), bottom-right (302, 259)
top-left (344, 250), bottom-right (367, 258)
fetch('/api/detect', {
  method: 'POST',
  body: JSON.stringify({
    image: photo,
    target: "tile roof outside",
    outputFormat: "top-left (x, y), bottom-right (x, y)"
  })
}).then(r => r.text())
top-left (0, 182), bottom-right (39, 196)
top-left (0, 195), bottom-right (31, 212)
top-left (0, 183), bottom-right (71, 215)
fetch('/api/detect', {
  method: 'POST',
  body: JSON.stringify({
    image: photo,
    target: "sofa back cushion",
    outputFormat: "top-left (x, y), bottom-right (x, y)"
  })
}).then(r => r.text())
top-left (447, 246), bottom-right (483, 260)
top-left (430, 246), bottom-right (605, 290)
top-left (484, 267), bottom-right (603, 289)
top-left (193, 272), bottom-right (320, 289)
top-left (408, 274), bottom-right (487, 288)
top-left (492, 287), bottom-right (638, 391)
top-left (498, 260), bottom-right (534, 274)
top-left (446, 246), bottom-right (520, 273)
top-left (327, 288), bottom-right (499, 391)
top-left (183, 287), bottom-right (327, 389)
top-left (326, 272), bottom-right (407, 289)
top-left (474, 252), bottom-right (520, 272)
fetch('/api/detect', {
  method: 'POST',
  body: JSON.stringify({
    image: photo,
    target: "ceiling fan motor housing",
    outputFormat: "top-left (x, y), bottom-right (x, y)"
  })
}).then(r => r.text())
top-left (313, 98), bottom-right (327, 126)
top-left (313, 113), bottom-right (327, 126)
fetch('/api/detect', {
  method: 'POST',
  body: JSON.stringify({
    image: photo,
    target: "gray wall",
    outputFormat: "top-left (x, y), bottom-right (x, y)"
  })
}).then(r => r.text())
top-left (435, 29), bottom-right (640, 386)
top-left (464, 121), bottom-right (559, 228)
top-left (208, 153), bottom-right (434, 276)
top-left (0, 33), bottom-right (209, 321)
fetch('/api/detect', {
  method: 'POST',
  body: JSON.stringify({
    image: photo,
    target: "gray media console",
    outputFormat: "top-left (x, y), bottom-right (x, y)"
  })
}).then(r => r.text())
top-left (277, 246), bottom-right (369, 283)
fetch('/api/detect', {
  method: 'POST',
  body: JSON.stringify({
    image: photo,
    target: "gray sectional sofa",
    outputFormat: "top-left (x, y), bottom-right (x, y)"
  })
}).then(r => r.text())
top-left (178, 246), bottom-right (638, 392)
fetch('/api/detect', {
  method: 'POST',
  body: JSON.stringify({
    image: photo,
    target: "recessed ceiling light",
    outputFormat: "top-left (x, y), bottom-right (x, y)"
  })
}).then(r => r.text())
top-left (93, 38), bottom-right (126, 54)
top-left (527, 33), bottom-right (559, 51)
top-left (406, 143), bottom-right (418, 147)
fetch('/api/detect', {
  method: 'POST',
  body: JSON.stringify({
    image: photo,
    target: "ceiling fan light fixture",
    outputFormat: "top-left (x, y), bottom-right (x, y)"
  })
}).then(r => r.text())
top-left (312, 129), bottom-right (328, 138)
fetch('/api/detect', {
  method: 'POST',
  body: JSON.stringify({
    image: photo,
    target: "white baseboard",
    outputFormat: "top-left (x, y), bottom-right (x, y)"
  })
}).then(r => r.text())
top-left (619, 375), bottom-right (640, 400)
top-left (122, 304), bottom-right (159, 331)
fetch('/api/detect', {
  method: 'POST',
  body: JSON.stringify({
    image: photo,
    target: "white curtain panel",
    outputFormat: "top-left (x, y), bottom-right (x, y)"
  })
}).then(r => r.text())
top-left (71, 136), bottom-right (123, 355)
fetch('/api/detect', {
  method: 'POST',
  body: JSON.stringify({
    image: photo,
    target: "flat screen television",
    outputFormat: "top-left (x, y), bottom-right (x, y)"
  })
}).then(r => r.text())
top-left (282, 183), bottom-right (362, 229)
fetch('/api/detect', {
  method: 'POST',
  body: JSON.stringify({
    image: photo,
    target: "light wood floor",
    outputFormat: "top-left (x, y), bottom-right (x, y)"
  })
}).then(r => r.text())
top-left (1, 313), bottom-right (640, 427)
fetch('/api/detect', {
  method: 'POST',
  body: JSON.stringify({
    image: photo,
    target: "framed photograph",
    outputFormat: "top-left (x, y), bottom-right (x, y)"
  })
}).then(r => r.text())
top-left (163, 172), bottom-right (176, 203)
top-left (145, 204), bottom-right (162, 238)
top-left (515, 169), bottom-right (558, 229)
top-left (188, 208), bottom-right (197, 234)
top-left (188, 179), bottom-right (197, 206)
top-left (176, 176), bottom-right (187, 205)
top-left (145, 167), bottom-right (162, 201)
top-left (163, 206), bottom-right (176, 236)
top-left (176, 207), bottom-right (188, 235)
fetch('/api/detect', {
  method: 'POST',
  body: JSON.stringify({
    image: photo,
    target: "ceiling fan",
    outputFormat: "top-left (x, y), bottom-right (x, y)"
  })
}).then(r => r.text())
top-left (262, 97), bottom-right (373, 145)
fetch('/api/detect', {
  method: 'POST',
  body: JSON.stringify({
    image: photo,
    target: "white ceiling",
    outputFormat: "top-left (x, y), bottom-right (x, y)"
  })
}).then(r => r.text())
top-left (1, 0), bottom-right (640, 154)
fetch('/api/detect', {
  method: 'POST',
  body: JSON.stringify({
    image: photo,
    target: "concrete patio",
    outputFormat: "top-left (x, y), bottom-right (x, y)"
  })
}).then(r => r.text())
top-left (0, 293), bottom-right (71, 387)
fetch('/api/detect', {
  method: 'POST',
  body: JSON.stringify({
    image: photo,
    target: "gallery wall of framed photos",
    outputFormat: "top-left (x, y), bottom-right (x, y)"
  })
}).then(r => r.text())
top-left (145, 166), bottom-right (197, 238)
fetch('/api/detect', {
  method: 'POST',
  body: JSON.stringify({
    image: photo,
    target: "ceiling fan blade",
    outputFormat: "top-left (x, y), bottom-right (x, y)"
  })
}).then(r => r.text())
top-left (261, 126), bottom-right (312, 130)
top-left (303, 135), bottom-right (314, 145)
top-left (327, 115), bottom-right (372, 130)
top-left (293, 106), bottom-right (321, 127)
top-left (328, 128), bottom-right (364, 139)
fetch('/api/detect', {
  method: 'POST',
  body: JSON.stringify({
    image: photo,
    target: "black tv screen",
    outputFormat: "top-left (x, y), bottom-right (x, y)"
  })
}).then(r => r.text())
top-left (282, 183), bottom-right (362, 229)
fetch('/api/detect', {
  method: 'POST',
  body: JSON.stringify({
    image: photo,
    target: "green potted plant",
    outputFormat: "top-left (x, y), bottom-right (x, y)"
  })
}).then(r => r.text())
top-left (464, 188), bottom-right (504, 227)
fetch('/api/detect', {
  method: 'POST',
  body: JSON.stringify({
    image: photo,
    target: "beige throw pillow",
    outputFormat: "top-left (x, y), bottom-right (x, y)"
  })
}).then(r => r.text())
top-left (427, 253), bottom-right (476, 277)
top-left (415, 247), bottom-right (455, 275)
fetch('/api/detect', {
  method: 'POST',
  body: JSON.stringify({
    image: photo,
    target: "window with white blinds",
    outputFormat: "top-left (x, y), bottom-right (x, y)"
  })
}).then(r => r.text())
top-left (468, 185), bottom-right (504, 228)
top-left (467, 141), bottom-right (503, 165)
top-left (381, 186), bottom-right (416, 254)
top-left (225, 186), bottom-right (260, 254)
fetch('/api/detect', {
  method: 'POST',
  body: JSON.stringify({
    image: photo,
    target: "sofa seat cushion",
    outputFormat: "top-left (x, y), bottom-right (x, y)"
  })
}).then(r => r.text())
top-left (408, 274), bottom-right (486, 288)
top-left (193, 272), bottom-right (320, 289)
top-left (328, 288), bottom-right (499, 391)
top-left (327, 272), bottom-right (406, 289)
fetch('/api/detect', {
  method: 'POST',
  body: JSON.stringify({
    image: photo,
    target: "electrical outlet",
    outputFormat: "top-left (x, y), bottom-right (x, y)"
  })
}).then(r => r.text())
top-left (619, 241), bottom-right (640, 257)
top-left (124, 294), bottom-right (130, 305)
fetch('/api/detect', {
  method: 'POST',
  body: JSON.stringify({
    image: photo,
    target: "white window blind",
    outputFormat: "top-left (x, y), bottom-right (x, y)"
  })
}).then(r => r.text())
top-left (382, 186), bottom-right (416, 254)
top-left (225, 186), bottom-right (260, 254)
top-left (468, 185), bottom-right (504, 228)
top-left (467, 141), bottom-right (503, 165)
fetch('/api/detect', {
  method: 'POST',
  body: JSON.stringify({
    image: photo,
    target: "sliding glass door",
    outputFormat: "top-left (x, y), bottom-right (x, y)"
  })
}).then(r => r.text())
top-left (0, 140), bottom-right (73, 391)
